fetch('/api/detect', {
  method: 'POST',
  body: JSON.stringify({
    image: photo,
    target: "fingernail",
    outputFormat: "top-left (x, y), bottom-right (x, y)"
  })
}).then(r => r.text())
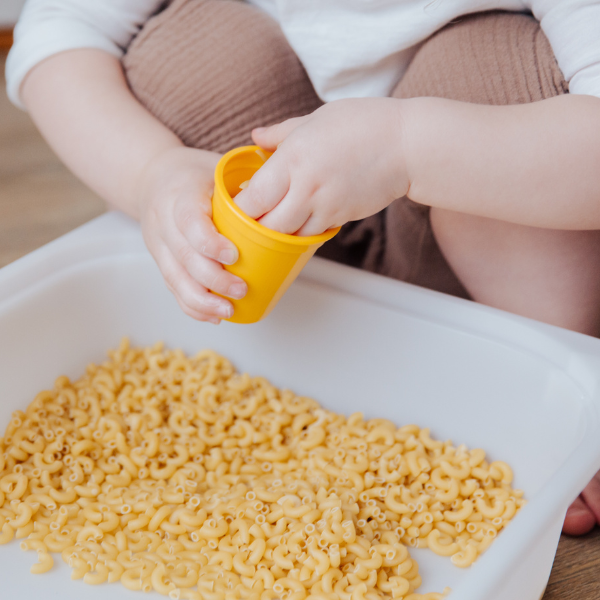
top-left (218, 304), bottom-right (234, 319)
top-left (219, 249), bottom-right (237, 265)
top-left (227, 282), bottom-right (247, 299)
top-left (253, 127), bottom-right (266, 134)
top-left (207, 317), bottom-right (221, 325)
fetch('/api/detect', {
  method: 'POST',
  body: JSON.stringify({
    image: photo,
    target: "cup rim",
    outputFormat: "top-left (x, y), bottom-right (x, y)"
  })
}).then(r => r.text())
top-left (214, 145), bottom-right (340, 246)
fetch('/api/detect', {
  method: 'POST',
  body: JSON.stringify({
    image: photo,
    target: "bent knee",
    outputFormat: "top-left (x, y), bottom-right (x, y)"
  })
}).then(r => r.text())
top-left (430, 208), bottom-right (600, 336)
top-left (123, 0), bottom-right (321, 153)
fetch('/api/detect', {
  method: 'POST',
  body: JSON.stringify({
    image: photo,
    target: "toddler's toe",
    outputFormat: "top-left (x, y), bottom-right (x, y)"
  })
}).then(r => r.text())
top-left (581, 470), bottom-right (600, 524)
top-left (563, 496), bottom-right (596, 536)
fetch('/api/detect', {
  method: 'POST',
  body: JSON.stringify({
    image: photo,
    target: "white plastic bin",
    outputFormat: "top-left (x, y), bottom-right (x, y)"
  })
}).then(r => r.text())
top-left (1, 212), bottom-right (600, 600)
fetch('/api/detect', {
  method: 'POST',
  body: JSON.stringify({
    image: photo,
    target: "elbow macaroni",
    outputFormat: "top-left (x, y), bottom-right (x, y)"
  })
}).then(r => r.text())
top-left (0, 339), bottom-right (524, 599)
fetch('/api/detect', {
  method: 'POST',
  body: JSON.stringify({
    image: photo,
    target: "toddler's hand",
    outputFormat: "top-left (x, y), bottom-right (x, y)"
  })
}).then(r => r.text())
top-left (235, 98), bottom-right (410, 235)
top-left (137, 147), bottom-right (247, 323)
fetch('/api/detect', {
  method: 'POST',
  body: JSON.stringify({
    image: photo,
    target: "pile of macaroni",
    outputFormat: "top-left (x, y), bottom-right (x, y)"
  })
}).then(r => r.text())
top-left (0, 340), bottom-right (524, 599)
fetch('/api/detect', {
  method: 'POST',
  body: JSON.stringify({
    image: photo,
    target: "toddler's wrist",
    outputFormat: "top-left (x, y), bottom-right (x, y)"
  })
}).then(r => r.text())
top-left (395, 97), bottom-right (430, 202)
top-left (398, 96), bottom-right (485, 207)
top-left (133, 144), bottom-right (182, 220)
top-left (135, 146), bottom-right (221, 220)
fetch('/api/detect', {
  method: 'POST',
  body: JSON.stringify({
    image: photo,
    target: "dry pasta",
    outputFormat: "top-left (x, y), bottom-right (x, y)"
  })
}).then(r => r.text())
top-left (0, 339), bottom-right (525, 599)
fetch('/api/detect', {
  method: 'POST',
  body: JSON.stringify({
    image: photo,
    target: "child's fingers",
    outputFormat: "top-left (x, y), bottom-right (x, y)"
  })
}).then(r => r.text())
top-left (164, 280), bottom-right (221, 325)
top-left (257, 185), bottom-right (313, 234)
top-left (174, 197), bottom-right (239, 265)
top-left (251, 115), bottom-right (309, 150)
top-left (294, 213), bottom-right (334, 237)
top-left (155, 245), bottom-right (234, 320)
top-left (163, 226), bottom-right (247, 300)
top-left (234, 151), bottom-right (290, 219)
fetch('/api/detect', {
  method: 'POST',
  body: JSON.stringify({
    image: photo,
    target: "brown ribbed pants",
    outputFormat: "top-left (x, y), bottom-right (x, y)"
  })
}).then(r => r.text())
top-left (123, 2), bottom-right (567, 299)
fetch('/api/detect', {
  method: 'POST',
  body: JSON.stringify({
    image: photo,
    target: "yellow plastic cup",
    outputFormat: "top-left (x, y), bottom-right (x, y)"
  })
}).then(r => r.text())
top-left (212, 145), bottom-right (340, 324)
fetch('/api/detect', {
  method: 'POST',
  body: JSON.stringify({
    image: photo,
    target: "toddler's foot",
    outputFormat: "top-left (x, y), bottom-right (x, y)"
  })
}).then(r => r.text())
top-left (563, 471), bottom-right (600, 535)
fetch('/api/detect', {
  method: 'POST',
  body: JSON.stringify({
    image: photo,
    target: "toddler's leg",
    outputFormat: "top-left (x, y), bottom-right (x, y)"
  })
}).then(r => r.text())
top-left (122, 0), bottom-right (322, 153)
top-left (429, 213), bottom-right (600, 336)
top-left (394, 11), bottom-right (600, 534)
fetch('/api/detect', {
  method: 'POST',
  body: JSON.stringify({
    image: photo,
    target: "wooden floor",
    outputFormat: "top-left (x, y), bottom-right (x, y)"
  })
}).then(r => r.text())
top-left (0, 50), bottom-right (105, 268)
top-left (1, 49), bottom-right (600, 599)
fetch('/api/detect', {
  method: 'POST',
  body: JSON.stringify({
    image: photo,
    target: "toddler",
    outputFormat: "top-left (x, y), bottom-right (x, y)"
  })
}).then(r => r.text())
top-left (6, 0), bottom-right (600, 535)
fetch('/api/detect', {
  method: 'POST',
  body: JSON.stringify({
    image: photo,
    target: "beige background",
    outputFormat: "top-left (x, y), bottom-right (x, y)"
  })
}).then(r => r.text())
top-left (0, 0), bottom-right (25, 28)
top-left (0, 49), bottom-right (599, 599)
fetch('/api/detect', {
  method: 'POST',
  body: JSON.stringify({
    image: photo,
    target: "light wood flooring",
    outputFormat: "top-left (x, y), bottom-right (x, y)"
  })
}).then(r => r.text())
top-left (0, 50), bottom-right (105, 268)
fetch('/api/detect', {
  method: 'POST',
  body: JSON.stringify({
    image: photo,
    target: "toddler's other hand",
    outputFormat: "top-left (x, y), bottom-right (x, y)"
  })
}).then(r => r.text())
top-left (235, 98), bottom-right (410, 236)
top-left (137, 147), bottom-right (247, 323)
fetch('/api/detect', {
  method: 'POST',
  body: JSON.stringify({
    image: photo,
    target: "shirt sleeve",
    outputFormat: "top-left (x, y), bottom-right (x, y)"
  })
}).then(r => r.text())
top-left (5, 0), bottom-right (164, 109)
top-left (532, 0), bottom-right (600, 98)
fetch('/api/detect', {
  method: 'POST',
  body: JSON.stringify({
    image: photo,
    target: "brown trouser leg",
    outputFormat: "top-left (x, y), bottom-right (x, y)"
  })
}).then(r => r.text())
top-left (123, 0), bottom-right (322, 153)
top-left (123, 6), bottom-right (567, 298)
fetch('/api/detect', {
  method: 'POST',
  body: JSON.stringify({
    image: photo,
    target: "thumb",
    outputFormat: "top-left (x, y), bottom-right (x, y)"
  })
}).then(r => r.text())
top-left (251, 115), bottom-right (310, 151)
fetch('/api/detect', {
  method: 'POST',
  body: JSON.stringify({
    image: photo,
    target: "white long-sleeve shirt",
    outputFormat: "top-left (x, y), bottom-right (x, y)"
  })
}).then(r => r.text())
top-left (6, 0), bottom-right (600, 109)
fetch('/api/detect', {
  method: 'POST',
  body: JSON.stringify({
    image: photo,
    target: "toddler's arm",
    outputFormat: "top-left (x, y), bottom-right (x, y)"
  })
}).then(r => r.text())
top-left (403, 94), bottom-right (600, 230)
top-left (236, 94), bottom-right (600, 234)
top-left (22, 50), bottom-right (247, 322)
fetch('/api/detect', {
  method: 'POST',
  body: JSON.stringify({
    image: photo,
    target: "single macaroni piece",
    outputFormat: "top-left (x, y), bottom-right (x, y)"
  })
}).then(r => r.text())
top-left (238, 148), bottom-right (269, 192)
top-left (255, 148), bottom-right (269, 162)
top-left (0, 339), bottom-right (524, 598)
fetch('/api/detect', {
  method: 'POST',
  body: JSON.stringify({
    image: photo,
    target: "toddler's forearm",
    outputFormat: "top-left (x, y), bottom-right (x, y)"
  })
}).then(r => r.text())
top-left (403, 94), bottom-right (600, 230)
top-left (22, 49), bottom-right (192, 218)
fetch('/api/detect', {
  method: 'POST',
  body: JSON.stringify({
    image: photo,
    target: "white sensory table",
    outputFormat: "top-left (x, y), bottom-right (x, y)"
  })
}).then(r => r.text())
top-left (1, 212), bottom-right (600, 600)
